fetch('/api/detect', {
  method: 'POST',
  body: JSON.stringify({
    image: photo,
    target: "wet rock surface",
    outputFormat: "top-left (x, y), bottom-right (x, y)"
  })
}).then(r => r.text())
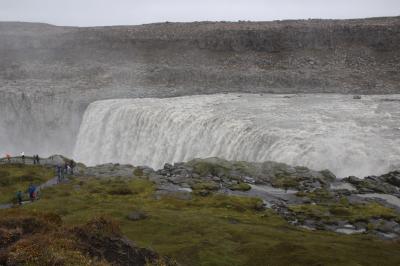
top-left (344, 171), bottom-right (400, 196)
top-left (76, 163), bottom-right (137, 178)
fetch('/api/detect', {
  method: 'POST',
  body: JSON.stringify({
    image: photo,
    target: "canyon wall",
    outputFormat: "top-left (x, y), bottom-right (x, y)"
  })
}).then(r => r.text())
top-left (0, 17), bottom-right (399, 156)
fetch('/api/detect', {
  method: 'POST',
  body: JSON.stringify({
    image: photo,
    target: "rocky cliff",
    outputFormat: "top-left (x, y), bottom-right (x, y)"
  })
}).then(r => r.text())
top-left (1, 17), bottom-right (399, 95)
top-left (0, 17), bottom-right (399, 156)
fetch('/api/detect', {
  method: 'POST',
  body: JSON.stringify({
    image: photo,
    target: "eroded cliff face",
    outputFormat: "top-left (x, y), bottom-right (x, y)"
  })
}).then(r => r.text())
top-left (0, 17), bottom-right (399, 156)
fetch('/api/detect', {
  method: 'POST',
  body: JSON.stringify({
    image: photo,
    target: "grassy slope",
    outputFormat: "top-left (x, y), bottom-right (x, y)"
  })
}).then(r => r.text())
top-left (22, 177), bottom-right (400, 266)
top-left (0, 164), bottom-right (54, 203)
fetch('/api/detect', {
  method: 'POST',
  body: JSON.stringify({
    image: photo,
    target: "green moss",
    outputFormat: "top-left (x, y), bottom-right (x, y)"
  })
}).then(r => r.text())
top-left (367, 223), bottom-right (375, 231)
top-left (289, 201), bottom-right (398, 224)
top-left (0, 209), bottom-right (170, 266)
top-left (230, 161), bottom-right (258, 177)
top-left (11, 176), bottom-right (400, 266)
top-left (187, 158), bottom-right (258, 178)
top-left (271, 175), bottom-right (300, 190)
top-left (229, 182), bottom-right (251, 191)
top-left (0, 164), bottom-right (54, 204)
top-left (191, 181), bottom-right (219, 192)
top-left (296, 189), bottom-right (335, 203)
top-left (188, 159), bottom-right (230, 177)
top-left (107, 186), bottom-right (133, 195)
top-left (133, 168), bottom-right (144, 177)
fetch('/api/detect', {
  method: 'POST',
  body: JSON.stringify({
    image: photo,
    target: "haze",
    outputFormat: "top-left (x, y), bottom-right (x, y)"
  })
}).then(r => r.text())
top-left (0, 0), bottom-right (399, 26)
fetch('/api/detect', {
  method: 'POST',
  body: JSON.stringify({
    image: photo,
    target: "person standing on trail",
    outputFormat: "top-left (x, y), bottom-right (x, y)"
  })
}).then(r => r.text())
top-left (64, 161), bottom-right (69, 174)
top-left (6, 153), bottom-right (11, 163)
top-left (28, 184), bottom-right (36, 202)
top-left (60, 164), bottom-right (65, 181)
top-left (33, 155), bottom-right (40, 165)
top-left (56, 165), bottom-right (61, 182)
top-left (70, 160), bottom-right (76, 175)
top-left (21, 152), bottom-right (25, 164)
top-left (16, 190), bottom-right (23, 205)
top-left (56, 164), bottom-right (64, 183)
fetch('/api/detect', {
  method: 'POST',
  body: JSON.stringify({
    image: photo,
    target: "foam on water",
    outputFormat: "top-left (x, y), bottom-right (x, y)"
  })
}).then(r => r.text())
top-left (73, 94), bottom-right (400, 177)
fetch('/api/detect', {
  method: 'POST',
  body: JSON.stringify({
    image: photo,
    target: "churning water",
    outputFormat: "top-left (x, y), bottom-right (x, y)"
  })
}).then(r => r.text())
top-left (73, 94), bottom-right (400, 178)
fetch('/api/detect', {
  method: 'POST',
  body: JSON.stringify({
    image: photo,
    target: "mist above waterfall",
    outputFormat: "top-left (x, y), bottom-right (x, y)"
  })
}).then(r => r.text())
top-left (73, 94), bottom-right (400, 178)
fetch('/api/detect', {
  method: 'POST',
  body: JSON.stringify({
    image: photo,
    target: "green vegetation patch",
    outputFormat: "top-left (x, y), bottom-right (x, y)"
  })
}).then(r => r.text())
top-left (271, 175), bottom-right (302, 190)
top-left (191, 181), bottom-right (219, 191)
top-left (296, 189), bottom-right (335, 203)
top-left (0, 209), bottom-right (174, 266)
top-left (133, 168), bottom-right (144, 177)
top-left (20, 177), bottom-right (400, 266)
top-left (229, 182), bottom-right (252, 191)
top-left (0, 164), bottom-right (54, 204)
top-left (289, 200), bottom-right (398, 224)
top-left (187, 158), bottom-right (258, 178)
top-left (191, 181), bottom-right (220, 196)
top-left (189, 159), bottom-right (231, 177)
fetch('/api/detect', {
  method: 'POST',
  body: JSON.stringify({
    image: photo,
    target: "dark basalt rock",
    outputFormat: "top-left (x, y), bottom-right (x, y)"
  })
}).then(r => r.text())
top-left (344, 173), bottom-right (400, 196)
top-left (380, 171), bottom-right (400, 187)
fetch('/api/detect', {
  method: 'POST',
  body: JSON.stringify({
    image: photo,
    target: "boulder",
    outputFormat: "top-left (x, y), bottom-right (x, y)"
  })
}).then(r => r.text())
top-left (127, 211), bottom-right (148, 221)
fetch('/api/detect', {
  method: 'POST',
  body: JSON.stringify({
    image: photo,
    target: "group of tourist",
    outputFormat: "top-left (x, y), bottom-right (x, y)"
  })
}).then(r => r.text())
top-left (6, 152), bottom-right (77, 205)
top-left (15, 183), bottom-right (37, 205)
top-left (15, 159), bottom-right (76, 205)
top-left (32, 154), bottom-right (41, 164)
top-left (2, 152), bottom-right (32, 164)
top-left (56, 160), bottom-right (76, 183)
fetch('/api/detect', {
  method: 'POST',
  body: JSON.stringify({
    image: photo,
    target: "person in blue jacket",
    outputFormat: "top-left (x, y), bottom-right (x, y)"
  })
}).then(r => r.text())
top-left (28, 184), bottom-right (36, 202)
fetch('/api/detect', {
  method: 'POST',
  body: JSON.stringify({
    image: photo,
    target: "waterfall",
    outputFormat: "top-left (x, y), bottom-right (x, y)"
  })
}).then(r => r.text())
top-left (73, 93), bottom-right (400, 178)
top-left (0, 90), bottom-right (84, 157)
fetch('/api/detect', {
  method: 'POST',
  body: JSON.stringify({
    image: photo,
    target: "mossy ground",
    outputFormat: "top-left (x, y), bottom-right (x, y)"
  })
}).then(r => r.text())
top-left (0, 209), bottom-right (174, 266)
top-left (0, 166), bottom-right (400, 265)
top-left (291, 190), bottom-right (400, 228)
top-left (0, 209), bottom-right (107, 265)
top-left (0, 164), bottom-right (54, 203)
top-left (15, 176), bottom-right (400, 266)
top-left (270, 175), bottom-right (301, 190)
top-left (229, 182), bottom-right (251, 191)
top-left (188, 158), bottom-right (258, 178)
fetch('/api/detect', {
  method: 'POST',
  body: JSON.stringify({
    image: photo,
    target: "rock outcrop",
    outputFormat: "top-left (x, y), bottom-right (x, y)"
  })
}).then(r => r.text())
top-left (74, 157), bottom-right (400, 239)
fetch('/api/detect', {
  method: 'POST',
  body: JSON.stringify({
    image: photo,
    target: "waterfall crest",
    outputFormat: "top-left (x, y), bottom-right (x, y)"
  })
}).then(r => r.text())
top-left (73, 94), bottom-right (400, 177)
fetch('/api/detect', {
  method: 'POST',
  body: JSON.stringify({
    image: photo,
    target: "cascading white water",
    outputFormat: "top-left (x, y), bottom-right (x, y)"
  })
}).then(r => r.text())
top-left (73, 94), bottom-right (400, 178)
top-left (0, 90), bottom-right (83, 157)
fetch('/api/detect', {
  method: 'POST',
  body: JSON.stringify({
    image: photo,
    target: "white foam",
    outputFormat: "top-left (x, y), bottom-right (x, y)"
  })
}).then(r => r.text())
top-left (73, 94), bottom-right (400, 177)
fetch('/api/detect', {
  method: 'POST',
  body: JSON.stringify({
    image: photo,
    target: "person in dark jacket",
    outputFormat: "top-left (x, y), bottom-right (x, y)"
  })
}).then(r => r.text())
top-left (70, 160), bottom-right (76, 175)
top-left (56, 165), bottom-right (61, 182)
top-left (16, 190), bottom-right (23, 205)
top-left (28, 184), bottom-right (36, 202)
